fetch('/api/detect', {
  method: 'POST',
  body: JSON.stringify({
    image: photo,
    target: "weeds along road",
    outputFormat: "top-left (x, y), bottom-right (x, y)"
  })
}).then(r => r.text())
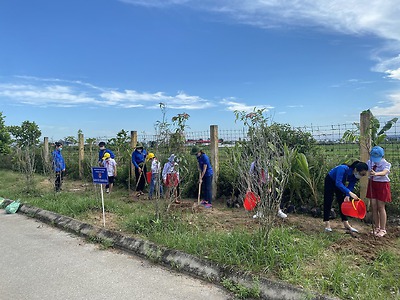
top-left (0, 210), bottom-right (230, 300)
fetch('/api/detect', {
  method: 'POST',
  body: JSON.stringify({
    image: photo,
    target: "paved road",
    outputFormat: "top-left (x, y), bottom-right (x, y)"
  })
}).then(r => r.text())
top-left (0, 210), bottom-right (231, 300)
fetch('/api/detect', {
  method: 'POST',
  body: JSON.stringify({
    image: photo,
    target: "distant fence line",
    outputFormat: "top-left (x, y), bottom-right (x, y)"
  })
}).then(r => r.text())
top-left (63, 120), bottom-right (398, 146)
top-left (48, 120), bottom-right (400, 163)
top-left (43, 115), bottom-right (400, 201)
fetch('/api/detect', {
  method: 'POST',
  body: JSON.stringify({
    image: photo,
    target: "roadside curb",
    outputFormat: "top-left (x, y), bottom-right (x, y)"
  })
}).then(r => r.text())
top-left (18, 203), bottom-right (338, 300)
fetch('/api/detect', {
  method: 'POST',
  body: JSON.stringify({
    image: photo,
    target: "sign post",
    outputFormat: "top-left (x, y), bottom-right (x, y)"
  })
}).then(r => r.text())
top-left (91, 167), bottom-right (108, 227)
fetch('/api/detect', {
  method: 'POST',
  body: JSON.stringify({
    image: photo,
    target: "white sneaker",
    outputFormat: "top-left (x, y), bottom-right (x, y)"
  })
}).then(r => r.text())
top-left (278, 209), bottom-right (287, 219)
top-left (106, 188), bottom-right (110, 193)
top-left (347, 227), bottom-right (359, 233)
top-left (253, 211), bottom-right (263, 219)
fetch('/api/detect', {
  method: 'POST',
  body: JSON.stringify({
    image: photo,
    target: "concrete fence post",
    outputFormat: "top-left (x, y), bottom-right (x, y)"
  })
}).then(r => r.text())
top-left (210, 125), bottom-right (219, 201)
top-left (129, 131), bottom-right (137, 192)
top-left (43, 137), bottom-right (49, 164)
top-left (359, 110), bottom-right (372, 202)
top-left (78, 133), bottom-right (84, 179)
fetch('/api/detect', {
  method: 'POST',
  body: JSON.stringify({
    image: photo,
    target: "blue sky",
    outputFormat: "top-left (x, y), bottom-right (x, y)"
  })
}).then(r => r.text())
top-left (1, 0), bottom-right (399, 140)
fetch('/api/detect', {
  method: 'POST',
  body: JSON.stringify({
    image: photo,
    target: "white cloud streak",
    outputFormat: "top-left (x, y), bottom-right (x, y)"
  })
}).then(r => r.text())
top-left (371, 92), bottom-right (400, 116)
top-left (0, 84), bottom-right (102, 107)
top-left (120, 0), bottom-right (400, 117)
top-left (120, 0), bottom-right (400, 79)
top-left (100, 90), bottom-right (215, 109)
top-left (0, 78), bottom-right (215, 110)
top-left (220, 98), bottom-right (273, 112)
top-left (119, 1), bottom-right (400, 40)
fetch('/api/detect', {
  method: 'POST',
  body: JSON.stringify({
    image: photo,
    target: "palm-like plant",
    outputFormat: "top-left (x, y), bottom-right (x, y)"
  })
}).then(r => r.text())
top-left (342, 109), bottom-right (398, 146)
top-left (293, 153), bottom-right (321, 207)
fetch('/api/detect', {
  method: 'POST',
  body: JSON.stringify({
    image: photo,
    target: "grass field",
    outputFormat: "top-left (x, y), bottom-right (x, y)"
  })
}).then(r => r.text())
top-left (1, 169), bottom-right (400, 299)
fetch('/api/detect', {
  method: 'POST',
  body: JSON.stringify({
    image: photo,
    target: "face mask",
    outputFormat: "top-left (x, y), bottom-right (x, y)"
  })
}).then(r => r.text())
top-left (59, 147), bottom-right (63, 151)
top-left (137, 149), bottom-right (142, 153)
top-left (99, 146), bottom-right (105, 150)
top-left (354, 172), bottom-right (362, 179)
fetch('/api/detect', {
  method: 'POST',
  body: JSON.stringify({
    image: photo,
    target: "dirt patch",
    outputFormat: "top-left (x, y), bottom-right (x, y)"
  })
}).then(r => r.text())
top-left (328, 227), bottom-right (400, 261)
top-left (278, 212), bottom-right (400, 262)
top-left (83, 197), bottom-right (400, 263)
top-left (83, 210), bottom-right (122, 231)
top-left (38, 178), bottom-right (91, 193)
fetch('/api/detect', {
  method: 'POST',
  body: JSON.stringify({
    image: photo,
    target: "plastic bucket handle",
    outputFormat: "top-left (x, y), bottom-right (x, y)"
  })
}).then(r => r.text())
top-left (341, 199), bottom-right (366, 219)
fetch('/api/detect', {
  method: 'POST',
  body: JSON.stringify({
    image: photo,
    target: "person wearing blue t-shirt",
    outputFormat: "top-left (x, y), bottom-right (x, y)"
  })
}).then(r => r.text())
top-left (52, 142), bottom-right (66, 192)
top-left (323, 160), bottom-right (368, 233)
top-left (191, 146), bottom-right (213, 208)
top-left (98, 142), bottom-right (115, 166)
top-left (131, 143), bottom-right (147, 197)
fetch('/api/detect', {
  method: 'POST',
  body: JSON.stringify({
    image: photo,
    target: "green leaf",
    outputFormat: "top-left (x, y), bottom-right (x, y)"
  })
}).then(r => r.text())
top-left (377, 117), bottom-right (398, 136)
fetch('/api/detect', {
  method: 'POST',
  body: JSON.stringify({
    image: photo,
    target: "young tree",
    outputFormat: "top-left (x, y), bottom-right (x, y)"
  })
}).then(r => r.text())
top-left (85, 137), bottom-right (97, 166)
top-left (8, 121), bottom-right (41, 191)
top-left (64, 136), bottom-right (78, 145)
top-left (0, 112), bottom-right (11, 154)
top-left (151, 103), bottom-right (192, 218)
top-left (234, 109), bottom-right (295, 241)
top-left (107, 129), bottom-right (130, 159)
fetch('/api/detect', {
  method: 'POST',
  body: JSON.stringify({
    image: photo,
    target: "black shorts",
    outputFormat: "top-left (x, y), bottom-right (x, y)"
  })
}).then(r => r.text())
top-left (108, 176), bottom-right (115, 184)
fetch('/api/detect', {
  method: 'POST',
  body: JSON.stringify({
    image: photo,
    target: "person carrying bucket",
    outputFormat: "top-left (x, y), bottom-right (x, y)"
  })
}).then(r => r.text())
top-left (323, 161), bottom-right (368, 233)
top-left (366, 146), bottom-right (392, 237)
top-left (249, 157), bottom-right (287, 219)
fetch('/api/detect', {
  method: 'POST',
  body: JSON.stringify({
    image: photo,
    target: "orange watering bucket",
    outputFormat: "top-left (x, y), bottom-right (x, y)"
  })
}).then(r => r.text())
top-left (341, 199), bottom-right (366, 219)
top-left (243, 191), bottom-right (260, 211)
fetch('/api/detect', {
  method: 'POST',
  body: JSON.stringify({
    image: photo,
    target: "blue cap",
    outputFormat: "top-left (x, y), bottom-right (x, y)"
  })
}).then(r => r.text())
top-left (370, 146), bottom-right (384, 163)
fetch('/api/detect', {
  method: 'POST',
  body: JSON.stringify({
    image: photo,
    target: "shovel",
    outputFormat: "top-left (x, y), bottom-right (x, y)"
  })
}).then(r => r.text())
top-left (197, 174), bottom-right (202, 205)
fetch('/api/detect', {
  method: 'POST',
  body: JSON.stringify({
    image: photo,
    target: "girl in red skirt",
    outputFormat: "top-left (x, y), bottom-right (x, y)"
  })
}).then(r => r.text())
top-left (366, 146), bottom-right (392, 237)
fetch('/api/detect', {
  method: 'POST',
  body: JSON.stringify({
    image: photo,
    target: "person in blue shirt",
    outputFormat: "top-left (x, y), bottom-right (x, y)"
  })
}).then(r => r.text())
top-left (52, 142), bottom-right (66, 192)
top-left (131, 143), bottom-right (147, 197)
top-left (98, 142), bottom-right (115, 166)
top-left (324, 160), bottom-right (368, 233)
top-left (191, 146), bottom-right (213, 208)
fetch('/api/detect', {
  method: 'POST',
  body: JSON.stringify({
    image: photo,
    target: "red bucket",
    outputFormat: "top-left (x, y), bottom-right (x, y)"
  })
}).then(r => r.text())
top-left (341, 199), bottom-right (366, 219)
top-left (146, 171), bottom-right (152, 183)
top-left (243, 191), bottom-right (260, 211)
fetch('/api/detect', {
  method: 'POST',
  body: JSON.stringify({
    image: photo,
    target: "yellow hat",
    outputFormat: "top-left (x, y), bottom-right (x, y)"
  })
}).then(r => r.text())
top-left (146, 152), bottom-right (155, 161)
top-left (102, 152), bottom-right (111, 160)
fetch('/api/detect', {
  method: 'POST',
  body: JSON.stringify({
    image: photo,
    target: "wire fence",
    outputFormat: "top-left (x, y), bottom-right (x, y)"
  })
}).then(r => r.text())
top-left (87, 121), bottom-right (398, 143)
top-left (30, 119), bottom-right (400, 208)
top-left (49, 119), bottom-right (400, 168)
top-left (59, 120), bottom-right (400, 162)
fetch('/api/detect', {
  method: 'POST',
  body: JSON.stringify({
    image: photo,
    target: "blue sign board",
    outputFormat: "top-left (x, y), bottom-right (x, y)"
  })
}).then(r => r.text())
top-left (91, 167), bottom-right (108, 184)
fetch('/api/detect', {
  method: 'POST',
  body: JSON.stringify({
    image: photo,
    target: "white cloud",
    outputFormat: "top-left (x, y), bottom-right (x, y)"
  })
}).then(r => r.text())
top-left (220, 98), bottom-right (273, 112)
top-left (385, 68), bottom-right (400, 80)
top-left (120, 1), bottom-right (400, 40)
top-left (100, 90), bottom-right (214, 109)
top-left (0, 84), bottom-right (102, 107)
top-left (371, 92), bottom-right (400, 116)
top-left (121, 0), bottom-right (400, 80)
top-left (373, 54), bottom-right (400, 81)
top-left (0, 78), bottom-right (215, 110)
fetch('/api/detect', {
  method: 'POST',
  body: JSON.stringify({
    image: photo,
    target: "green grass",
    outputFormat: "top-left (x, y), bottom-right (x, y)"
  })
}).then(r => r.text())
top-left (1, 169), bottom-right (399, 299)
